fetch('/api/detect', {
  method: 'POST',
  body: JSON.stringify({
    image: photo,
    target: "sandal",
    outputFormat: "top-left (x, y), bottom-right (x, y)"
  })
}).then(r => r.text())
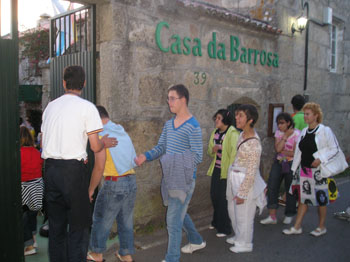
top-left (87, 252), bottom-right (105, 262)
top-left (310, 227), bottom-right (327, 237)
top-left (116, 252), bottom-right (135, 262)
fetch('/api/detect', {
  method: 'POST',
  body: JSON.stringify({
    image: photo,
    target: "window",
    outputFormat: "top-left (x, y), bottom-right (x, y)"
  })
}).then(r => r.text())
top-left (330, 24), bottom-right (337, 72)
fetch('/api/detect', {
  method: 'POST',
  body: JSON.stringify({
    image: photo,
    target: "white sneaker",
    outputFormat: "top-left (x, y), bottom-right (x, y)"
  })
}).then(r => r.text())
top-left (208, 225), bottom-right (215, 230)
top-left (282, 226), bottom-right (302, 235)
top-left (283, 216), bottom-right (293, 225)
top-left (310, 227), bottom-right (327, 237)
top-left (229, 245), bottom-right (253, 253)
top-left (226, 236), bottom-right (237, 245)
top-left (24, 246), bottom-right (37, 256)
top-left (181, 241), bottom-right (206, 254)
top-left (216, 233), bottom-right (227, 238)
top-left (346, 207), bottom-right (350, 215)
top-left (260, 216), bottom-right (277, 225)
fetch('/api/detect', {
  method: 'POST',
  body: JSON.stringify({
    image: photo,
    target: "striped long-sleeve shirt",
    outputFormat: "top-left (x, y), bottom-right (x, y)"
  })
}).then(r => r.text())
top-left (145, 116), bottom-right (203, 175)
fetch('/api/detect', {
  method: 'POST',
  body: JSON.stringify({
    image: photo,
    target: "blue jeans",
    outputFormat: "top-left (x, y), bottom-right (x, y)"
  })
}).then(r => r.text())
top-left (267, 160), bottom-right (297, 217)
top-left (89, 175), bottom-right (137, 255)
top-left (165, 181), bottom-right (203, 262)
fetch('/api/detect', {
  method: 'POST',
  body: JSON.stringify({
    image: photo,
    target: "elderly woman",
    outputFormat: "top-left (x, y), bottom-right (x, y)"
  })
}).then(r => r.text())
top-left (207, 109), bottom-right (239, 237)
top-left (283, 102), bottom-right (340, 237)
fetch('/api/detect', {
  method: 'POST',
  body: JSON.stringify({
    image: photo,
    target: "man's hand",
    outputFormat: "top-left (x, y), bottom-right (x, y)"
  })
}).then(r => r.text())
top-left (101, 134), bottom-right (118, 148)
top-left (135, 154), bottom-right (146, 166)
top-left (88, 187), bottom-right (95, 203)
top-left (88, 149), bottom-right (106, 202)
top-left (89, 133), bottom-right (116, 153)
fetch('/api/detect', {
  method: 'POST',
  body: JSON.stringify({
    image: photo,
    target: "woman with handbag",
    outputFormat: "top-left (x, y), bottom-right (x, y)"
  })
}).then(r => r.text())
top-left (260, 112), bottom-right (300, 225)
top-left (207, 109), bottom-right (239, 237)
top-left (283, 102), bottom-right (346, 237)
top-left (20, 126), bottom-right (44, 255)
top-left (226, 104), bottom-right (266, 253)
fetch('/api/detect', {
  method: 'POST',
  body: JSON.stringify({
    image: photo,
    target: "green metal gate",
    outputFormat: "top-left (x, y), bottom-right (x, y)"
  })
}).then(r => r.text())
top-left (49, 5), bottom-right (96, 102)
top-left (0, 0), bottom-right (23, 261)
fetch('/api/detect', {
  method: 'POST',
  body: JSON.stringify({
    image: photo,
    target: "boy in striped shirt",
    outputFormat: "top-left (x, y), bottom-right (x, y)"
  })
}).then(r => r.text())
top-left (135, 84), bottom-right (206, 262)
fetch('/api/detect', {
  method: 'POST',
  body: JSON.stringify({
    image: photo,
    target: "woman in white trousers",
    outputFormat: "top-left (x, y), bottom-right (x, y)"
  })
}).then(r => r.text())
top-left (226, 104), bottom-right (266, 253)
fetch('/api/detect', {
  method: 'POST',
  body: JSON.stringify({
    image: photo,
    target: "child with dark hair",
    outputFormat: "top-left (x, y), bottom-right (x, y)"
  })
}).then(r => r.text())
top-left (207, 109), bottom-right (239, 237)
top-left (260, 112), bottom-right (300, 225)
top-left (20, 126), bottom-right (44, 256)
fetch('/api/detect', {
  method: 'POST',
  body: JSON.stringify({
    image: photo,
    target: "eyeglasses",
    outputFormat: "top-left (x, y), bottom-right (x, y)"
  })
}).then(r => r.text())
top-left (167, 96), bottom-right (181, 102)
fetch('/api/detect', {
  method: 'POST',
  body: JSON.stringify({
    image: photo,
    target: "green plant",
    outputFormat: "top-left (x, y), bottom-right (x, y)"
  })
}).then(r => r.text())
top-left (19, 27), bottom-right (49, 75)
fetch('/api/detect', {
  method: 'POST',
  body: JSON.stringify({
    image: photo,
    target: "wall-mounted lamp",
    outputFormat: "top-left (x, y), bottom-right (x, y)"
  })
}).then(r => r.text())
top-left (291, 15), bottom-right (308, 34)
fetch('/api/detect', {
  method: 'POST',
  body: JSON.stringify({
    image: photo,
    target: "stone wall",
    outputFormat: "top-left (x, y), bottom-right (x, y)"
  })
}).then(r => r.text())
top-left (91, 0), bottom-right (350, 226)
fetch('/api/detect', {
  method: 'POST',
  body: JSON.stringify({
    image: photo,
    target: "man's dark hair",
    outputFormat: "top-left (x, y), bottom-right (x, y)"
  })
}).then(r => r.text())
top-left (96, 105), bottom-right (109, 118)
top-left (63, 65), bottom-right (85, 90)
top-left (213, 109), bottom-right (233, 126)
top-left (291, 94), bottom-right (305, 111)
top-left (276, 112), bottom-right (295, 129)
top-left (168, 84), bottom-right (189, 105)
top-left (236, 104), bottom-right (259, 128)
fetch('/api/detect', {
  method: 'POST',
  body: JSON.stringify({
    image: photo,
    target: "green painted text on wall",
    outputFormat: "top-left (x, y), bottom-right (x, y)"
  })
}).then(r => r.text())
top-left (155, 21), bottom-right (279, 68)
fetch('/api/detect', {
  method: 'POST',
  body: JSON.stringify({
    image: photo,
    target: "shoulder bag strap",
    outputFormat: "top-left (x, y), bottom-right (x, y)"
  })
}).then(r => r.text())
top-left (237, 137), bottom-right (259, 151)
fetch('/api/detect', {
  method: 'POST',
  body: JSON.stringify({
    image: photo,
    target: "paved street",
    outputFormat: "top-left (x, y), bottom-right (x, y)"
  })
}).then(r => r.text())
top-left (105, 177), bottom-right (350, 262)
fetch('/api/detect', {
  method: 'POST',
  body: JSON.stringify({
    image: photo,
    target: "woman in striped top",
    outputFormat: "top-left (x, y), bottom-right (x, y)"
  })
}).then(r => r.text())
top-left (207, 109), bottom-right (239, 237)
top-left (20, 126), bottom-right (44, 256)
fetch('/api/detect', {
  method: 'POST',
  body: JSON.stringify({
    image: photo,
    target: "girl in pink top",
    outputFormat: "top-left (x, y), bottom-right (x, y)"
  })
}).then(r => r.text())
top-left (260, 112), bottom-right (300, 225)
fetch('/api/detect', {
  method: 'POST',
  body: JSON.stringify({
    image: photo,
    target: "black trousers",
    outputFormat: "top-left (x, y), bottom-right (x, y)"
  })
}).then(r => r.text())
top-left (210, 167), bottom-right (232, 235)
top-left (44, 159), bottom-right (91, 262)
top-left (23, 207), bottom-right (37, 247)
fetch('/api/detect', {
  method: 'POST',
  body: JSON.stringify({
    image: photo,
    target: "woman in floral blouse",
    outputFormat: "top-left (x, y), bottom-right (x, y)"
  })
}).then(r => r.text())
top-left (226, 104), bottom-right (266, 253)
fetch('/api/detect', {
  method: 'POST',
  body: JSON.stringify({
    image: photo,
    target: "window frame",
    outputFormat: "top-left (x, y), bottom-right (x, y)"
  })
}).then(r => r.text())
top-left (330, 23), bottom-right (337, 73)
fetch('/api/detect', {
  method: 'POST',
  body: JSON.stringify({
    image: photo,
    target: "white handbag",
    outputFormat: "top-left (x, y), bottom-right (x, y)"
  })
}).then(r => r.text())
top-left (318, 128), bottom-right (348, 177)
top-left (320, 149), bottom-right (348, 178)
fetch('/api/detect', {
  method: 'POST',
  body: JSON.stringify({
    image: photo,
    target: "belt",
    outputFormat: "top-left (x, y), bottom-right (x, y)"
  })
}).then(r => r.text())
top-left (104, 174), bottom-right (133, 182)
top-left (105, 176), bottom-right (119, 181)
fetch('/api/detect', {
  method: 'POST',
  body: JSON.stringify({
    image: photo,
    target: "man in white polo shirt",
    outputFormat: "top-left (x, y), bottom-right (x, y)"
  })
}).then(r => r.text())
top-left (41, 65), bottom-right (117, 262)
